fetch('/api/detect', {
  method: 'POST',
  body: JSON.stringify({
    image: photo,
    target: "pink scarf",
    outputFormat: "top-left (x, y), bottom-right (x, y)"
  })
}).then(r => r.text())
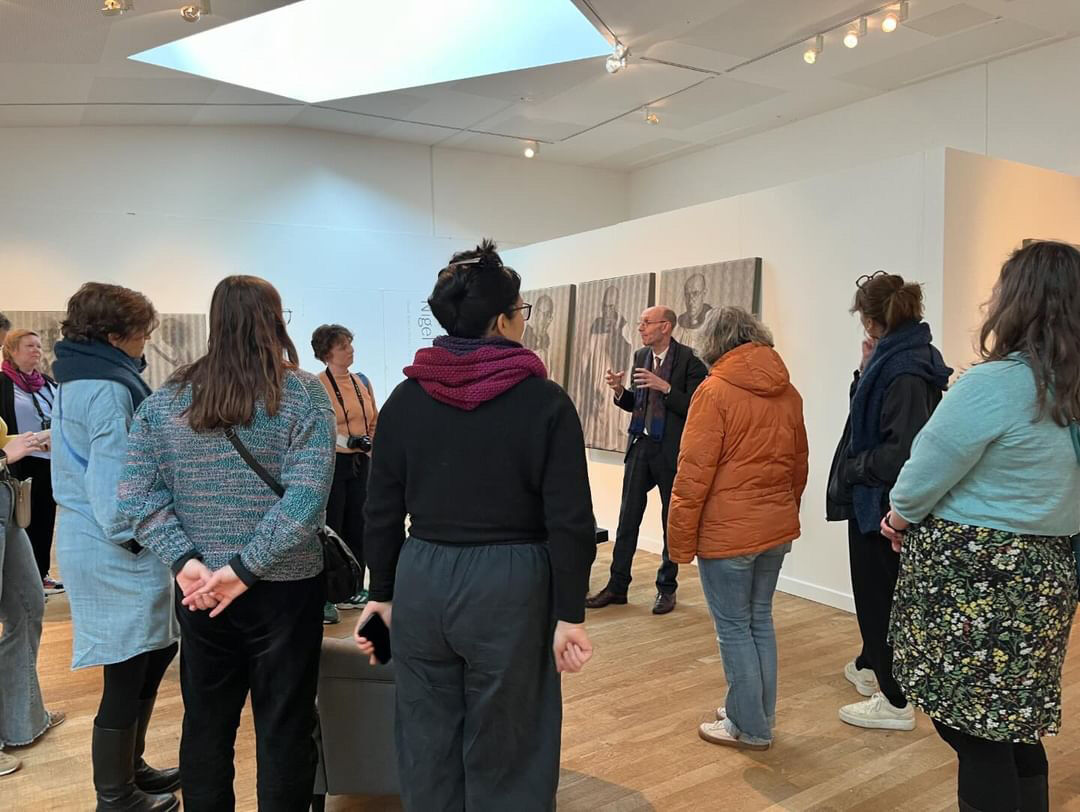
top-left (2, 359), bottom-right (46, 393)
top-left (404, 336), bottom-right (547, 411)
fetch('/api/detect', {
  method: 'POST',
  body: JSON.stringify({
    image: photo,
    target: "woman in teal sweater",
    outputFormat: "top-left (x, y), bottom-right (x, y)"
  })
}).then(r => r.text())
top-left (881, 241), bottom-right (1080, 812)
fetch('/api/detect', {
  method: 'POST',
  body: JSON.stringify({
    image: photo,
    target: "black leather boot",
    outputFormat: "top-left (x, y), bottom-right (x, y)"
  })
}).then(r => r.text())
top-left (1018, 775), bottom-right (1048, 812)
top-left (93, 723), bottom-right (179, 812)
top-left (133, 698), bottom-right (181, 794)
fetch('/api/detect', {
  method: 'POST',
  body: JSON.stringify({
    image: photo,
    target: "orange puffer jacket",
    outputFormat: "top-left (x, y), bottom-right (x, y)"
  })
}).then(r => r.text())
top-left (668, 342), bottom-right (808, 562)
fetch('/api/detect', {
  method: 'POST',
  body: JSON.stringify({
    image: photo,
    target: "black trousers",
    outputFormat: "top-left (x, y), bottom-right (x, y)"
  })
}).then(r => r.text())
top-left (325, 453), bottom-right (368, 582)
top-left (933, 719), bottom-right (1048, 811)
top-left (20, 456), bottom-right (56, 580)
top-left (175, 575), bottom-right (324, 812)
top-left (848, 520), bottom-right (906, 707)
top-left (609, 437), bottom-right (678, 595)
top-left (392, 538), bottom-right (561, 811)
top-left (96, 643), bottom-right (179, 729)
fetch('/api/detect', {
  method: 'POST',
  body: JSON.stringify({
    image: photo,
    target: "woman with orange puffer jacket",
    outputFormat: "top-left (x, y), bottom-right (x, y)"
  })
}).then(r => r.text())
top-left (668, 305), bottom-right (807, 752)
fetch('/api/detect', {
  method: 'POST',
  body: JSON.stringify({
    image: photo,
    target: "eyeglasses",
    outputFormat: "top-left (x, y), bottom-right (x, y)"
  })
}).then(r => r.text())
top-left (856, 271), bottom-right (888, 288)
top-left (282, 309), bottom-right (292, 325)
top-left (637, 319), bottom-right (668, 328)
top-left (509, 303), bottom-right (532, 321)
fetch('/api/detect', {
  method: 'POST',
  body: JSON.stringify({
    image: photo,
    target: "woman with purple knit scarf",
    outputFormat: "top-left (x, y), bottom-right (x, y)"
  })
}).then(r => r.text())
top-left (355, 239), bottom-right (597, 810)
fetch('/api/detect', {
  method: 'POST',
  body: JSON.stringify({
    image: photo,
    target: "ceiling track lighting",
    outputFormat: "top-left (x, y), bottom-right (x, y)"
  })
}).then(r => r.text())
top-left (523, 141), bottom-right (539, 158)
top-left (605, 43), bottom-right (628, 74)
top-left (180, 1), bottom-right (210, 22)
top-left (803, 34), bottom-right (824, 64)
top-left (644, 109), bottom-right (660, 125)
top-left (844, 17), bottom-right (867, 48)
top-left (882, 1), bottom-right (909, 33)
top-left (101, 0), bottom-right (133, 16)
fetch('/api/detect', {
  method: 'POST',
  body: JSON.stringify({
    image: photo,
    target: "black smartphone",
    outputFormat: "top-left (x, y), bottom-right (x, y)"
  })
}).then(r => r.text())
top-left (356, 612), bottom-right (392, 664)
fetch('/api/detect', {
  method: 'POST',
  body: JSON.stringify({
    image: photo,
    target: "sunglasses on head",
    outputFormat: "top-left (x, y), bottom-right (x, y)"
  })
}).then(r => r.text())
top-left (856, 270), bottom-right (888, 288)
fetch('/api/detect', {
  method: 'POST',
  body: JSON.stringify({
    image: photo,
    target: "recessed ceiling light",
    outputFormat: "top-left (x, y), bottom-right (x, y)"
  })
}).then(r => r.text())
top-left (130, 0), bottom-right (612, 104)
top-left (523, 141), bottom-right (539, 158)
top-left (180, 2), bottom-right (209, 23)
top-left (101, 0), bottom-right (132, 16)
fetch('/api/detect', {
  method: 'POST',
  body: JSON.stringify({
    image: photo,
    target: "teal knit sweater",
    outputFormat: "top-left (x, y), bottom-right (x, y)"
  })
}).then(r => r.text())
top-left (118, 369), bottom-right (336, 581)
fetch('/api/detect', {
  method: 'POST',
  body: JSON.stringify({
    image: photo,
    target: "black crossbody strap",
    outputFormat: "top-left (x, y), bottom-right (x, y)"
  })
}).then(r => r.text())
top-left (223, 427), bottom-right (285, 498)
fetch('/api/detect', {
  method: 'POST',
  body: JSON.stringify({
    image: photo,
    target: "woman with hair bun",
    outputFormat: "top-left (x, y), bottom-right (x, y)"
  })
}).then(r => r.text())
top-left (355, 239), bottom-right (596, 809)
top-left (826, 271), bottom-right (951, 732)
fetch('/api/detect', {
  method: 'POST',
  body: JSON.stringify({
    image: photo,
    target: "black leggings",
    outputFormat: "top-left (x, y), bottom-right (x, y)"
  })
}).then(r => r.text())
top-left (95, 643), bottom-right (179, 729)
top-left (933, 719), bottom-right (1047, 810)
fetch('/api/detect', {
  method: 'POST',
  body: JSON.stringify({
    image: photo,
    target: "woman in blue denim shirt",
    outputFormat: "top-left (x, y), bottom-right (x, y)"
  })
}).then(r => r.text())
top-left (52, 283), bottom-right (180, 812)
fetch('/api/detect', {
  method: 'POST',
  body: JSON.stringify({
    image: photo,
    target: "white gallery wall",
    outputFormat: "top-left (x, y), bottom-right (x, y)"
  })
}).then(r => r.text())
top-left (630, 38), bottom-right (1080, 221)
top-left (0, 125), bottom-right (628, 396)
top-left (504, 150), bottom-right (947, 611)
top-left (942, 149), bottom-right (1080, 369)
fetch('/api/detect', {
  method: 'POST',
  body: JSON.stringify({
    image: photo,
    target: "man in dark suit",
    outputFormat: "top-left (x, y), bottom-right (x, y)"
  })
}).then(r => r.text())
top-left (586, 305), bottom-right (708, 614)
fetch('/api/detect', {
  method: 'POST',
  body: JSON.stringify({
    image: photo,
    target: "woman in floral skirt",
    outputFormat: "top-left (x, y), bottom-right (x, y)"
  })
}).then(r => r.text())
top-left (881, 240), bottom-right (1080, 812)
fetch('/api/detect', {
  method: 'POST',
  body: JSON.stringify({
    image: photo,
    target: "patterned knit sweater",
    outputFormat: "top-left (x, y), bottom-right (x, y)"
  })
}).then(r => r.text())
top-left (118, 369), bottom-right (336, 582)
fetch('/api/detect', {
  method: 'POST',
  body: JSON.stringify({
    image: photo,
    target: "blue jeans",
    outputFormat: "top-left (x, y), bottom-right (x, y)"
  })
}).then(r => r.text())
top-left (698, 543), bottom-right (791, 744)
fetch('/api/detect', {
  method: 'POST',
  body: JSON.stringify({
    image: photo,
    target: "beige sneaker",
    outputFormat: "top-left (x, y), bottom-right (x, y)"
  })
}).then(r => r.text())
top-left (839, 691), bottom-right (916, 731)
top-left (698, 719), bottom-right (770, 751)
top-left (844, 661), bottom-right (878, 697)
top-left (0, 751), bottom-right (21, 777)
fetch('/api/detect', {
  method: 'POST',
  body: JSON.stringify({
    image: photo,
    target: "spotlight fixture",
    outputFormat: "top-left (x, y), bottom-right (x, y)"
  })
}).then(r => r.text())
top-left (180, 1), bottom-right (210, 22)
top-left (843, 17), bottom-right (867, 48)
top-left (644, 109), bottom-right (660, 125)
top-left (882, 1), bottom-right (909, 33)
top-left (605, 43), bottom-right (628, 74)
top-left (101, 0), bottom-right (132, 16)
top-left (803, 34), bottom-right (824, 64)
top-left (523, 141), bottom-right (539, 158)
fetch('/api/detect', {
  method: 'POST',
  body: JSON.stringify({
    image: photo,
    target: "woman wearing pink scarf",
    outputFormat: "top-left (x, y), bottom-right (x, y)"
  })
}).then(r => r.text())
top-left (0, 330), bottom-right (60, 593)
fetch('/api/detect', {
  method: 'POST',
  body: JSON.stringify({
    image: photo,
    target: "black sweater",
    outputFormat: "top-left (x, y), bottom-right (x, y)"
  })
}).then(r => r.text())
top-left (363, 376), bottom-right (596, 622)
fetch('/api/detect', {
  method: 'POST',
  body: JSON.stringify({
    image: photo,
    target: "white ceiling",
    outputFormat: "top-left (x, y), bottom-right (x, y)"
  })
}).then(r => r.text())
top-left (0, 0), bottom-right (1076, 170)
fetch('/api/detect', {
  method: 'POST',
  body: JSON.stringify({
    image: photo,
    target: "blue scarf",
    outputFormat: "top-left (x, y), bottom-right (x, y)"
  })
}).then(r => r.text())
top-left (628, 344), bottom-right (675, 441)
top-left (52, 339), bottom-right (152, 408)
top-left (849, 321), bottom-right (951, 533)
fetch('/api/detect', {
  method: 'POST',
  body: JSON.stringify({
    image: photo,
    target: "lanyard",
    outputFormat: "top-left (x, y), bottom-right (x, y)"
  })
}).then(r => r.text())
top-left (325, 370), bottom-right (370, 436)
top-left (27, 381), bottom-right (53, 429)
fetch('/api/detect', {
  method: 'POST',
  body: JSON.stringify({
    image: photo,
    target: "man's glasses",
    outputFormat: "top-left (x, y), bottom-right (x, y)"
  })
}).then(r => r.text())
top-left (510, 303), bottom-right (532, 321)
top-left (282, 309), bottom-right (292, 325)
top-left (637, 319), bottom-right (667, 328)
top-left (856, 271), bottom-right (888, 288)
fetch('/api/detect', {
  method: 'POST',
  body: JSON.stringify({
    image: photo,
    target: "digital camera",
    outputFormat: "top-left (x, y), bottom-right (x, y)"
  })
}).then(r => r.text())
top-left (346, 434), bottom-right (372, 453)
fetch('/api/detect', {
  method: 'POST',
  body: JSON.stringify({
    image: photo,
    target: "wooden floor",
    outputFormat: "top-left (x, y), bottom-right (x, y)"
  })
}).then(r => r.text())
top-left (7, 546), bottom-right (1080, 811)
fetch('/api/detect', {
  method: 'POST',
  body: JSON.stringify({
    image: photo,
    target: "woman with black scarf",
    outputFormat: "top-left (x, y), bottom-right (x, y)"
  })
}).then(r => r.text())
top-left (52, 283), bottom-right (180, 812)
top-left (826, 271), bottom-right (951, 732)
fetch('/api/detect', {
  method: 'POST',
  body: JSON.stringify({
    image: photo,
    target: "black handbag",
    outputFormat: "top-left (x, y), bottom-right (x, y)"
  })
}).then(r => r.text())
top-left (224, 428), bottom-right (362, 603)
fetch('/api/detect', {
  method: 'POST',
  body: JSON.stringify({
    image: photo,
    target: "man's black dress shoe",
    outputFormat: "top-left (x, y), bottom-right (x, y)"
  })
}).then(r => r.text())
top-left (585, 587), bottom-right (628, 609)
top-left (652, 592), bottom-right (676, 615)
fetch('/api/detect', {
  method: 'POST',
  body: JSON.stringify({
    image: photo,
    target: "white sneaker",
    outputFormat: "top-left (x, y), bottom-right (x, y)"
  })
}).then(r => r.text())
top-left (0, 750), bottom-right (20, 776)
top-left (839, 691), bottom-right (915, 731)
top-left (698, 719), bottom-right (770, 751)
top-left (844, 660), bottom-right (879, 697)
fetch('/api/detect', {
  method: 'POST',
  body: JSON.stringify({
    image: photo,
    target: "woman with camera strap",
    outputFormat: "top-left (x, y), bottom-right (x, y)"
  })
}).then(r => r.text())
top-left (312, 324), bottom-right (378, 624)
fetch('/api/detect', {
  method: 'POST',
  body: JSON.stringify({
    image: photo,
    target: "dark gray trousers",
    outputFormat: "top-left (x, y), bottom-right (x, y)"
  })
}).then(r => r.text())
top-left (392, 537), bottom-right (560, 811)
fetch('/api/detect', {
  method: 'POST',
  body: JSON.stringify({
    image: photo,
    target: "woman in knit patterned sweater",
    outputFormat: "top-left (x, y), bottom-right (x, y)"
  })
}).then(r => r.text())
top-left (118, 276), bottom-right (335, 811)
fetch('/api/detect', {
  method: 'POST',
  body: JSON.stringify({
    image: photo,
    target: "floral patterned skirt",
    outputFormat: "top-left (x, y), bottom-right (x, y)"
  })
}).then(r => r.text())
top-left (890, 515), bottom-right (1078, 743)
